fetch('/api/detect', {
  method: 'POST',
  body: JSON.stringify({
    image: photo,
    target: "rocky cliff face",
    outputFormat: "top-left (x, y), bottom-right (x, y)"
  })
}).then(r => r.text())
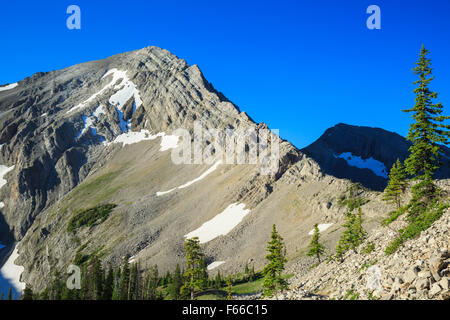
top-left (0, 46), bottom-right (448, 295)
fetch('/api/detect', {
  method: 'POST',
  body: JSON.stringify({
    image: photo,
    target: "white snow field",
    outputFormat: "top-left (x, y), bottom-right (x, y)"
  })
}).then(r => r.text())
top-left (207, 261), bottom-right (225, 271)
top-left (156, 160), bottom-right (222, 196)
top-left (92, 105), bottom-right (106, 118)
top-left (160, 134), bottom-right (180, 151)
top-left (334, 152), bottom-right (388, 178)
top-left (105, 129), bottom-right (180, 151)
top-left (308, 223), bottom-right (334, 235)
top-left (0, 165), bottom-right (14, 189)
top-left (67, 69), bottom-right (142, 114)
top-left (0, 83), bottom-right (18, 92)
top-left (0, 245), bottom-right (25, 299)
top-left (185, 203), bottom-right (251, 243)
top-left (75, 115), bottom-right (96, 140)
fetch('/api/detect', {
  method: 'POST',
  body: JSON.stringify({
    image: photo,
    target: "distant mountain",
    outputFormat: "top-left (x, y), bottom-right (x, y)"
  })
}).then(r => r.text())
top-left (303, 123), bottom-right (450, 191)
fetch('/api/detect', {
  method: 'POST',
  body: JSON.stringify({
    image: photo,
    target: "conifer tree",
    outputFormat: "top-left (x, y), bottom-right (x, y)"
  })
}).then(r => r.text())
top-left (119, 257), bottom-right (130, 300)
top-left (262, 224), bottom-right (287, 298)
top-left (214, 271), bottom-right (222, 289)
top-left (226, 276), bottom-right (233, 300)
top-left (306, 224), bottom-right (326, 263)
top-left (103, 264), bottom-right (114, 300)
top-left (128, 263), bottom-right (138, 300)
top-left (402, 46), bottom-right (450, 211)
top-left (335, 207), bottom-right (367, 260)
top-left (181, 237), bottom-right (207, 300)
top-left (383, 159), bottom-right (408, 209)
top-left (169, 263), bottom-right (183, 300)
top-left (7, 287), bottom-right (12, 300)
top-left (22, 284), bottom-right (33, 300)
top-left (91, 256), bottom-right (104, 300)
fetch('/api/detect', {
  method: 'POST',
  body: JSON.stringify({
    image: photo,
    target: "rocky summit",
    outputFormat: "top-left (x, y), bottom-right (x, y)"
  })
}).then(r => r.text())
top-left (0, 46), bottom-right (448, 298)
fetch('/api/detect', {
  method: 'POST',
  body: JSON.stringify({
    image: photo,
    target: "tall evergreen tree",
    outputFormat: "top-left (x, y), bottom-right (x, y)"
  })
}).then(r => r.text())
top-left (91, 256), bottom-right (104, 300)
top-left (383, 159), bottom-right (408, 209)
top-left (226, 276), bottom-right (233, 300)
top-left (103, 264), bottom-right (114, 300)
top-left (262, 224), bottom-right (287, 298)
top-left (119, 257), bottom-right (130, 300)
top-left (7, 287), bottom-right (12, 300)
top-left (335, 207), bottom-right (367, 260)
top-left (402, 46), bottom-right (450, 210)
top-left (306, 224), bottom-right (326, 263)
top-left (169, 263), bottom-right (183, 300)
top-left (181, 237), bottom-right (207, 300)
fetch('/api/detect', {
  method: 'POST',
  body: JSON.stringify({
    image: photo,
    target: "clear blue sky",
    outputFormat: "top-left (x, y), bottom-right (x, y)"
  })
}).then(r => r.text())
top-left (1, 0), bottom-right (449, 148)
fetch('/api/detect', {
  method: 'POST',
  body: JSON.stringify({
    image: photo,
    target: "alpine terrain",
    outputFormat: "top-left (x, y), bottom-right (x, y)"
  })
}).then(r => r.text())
top-left (0, 46), bottom-right (448, 300)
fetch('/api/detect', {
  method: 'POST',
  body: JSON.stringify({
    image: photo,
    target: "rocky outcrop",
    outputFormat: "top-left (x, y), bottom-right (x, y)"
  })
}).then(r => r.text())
top-left (277, 208), bottom-right (450, 300)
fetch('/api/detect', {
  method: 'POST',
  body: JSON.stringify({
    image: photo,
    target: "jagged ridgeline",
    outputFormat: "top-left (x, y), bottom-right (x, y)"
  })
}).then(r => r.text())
top-left (0, 46), bottom-right (449, 298)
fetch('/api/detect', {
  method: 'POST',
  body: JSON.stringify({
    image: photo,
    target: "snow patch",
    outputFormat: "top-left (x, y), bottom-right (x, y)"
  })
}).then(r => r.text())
top-left (0, 83), bottom-right (18, 92)
top-left (75, 116), bottom-right (96, 141)
top-left (160, 135), bottom-right (179, 152)
top-left (0, 245), bottom-right (25, 299)
top-left (185, 203), bottom-right (251, 243)
top-left (105, 129), bottom-right (163, 147)
top-left (308, 223), bottom-right (334, 235)
top-left (92, 105), bottom-right (106, 118)
top-left (334, 152), bottom-right (388, 178)
top-left (0, 165), bottom-right (14, 189)
top-left (0, 202), bottom-right (4, 209)
top-left (207, 261), bottom-right (225, 271)
top-left (67, 69), bottom-right (142, 114)
top-left (156, 161), bottom-right (222, 196)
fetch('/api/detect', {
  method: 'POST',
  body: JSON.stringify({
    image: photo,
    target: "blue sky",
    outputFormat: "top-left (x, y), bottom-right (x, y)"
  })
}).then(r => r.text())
top-left (1, 0), bottom-right (449, 148)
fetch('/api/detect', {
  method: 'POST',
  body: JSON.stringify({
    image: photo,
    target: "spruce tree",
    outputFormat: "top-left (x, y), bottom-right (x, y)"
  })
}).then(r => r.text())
top-left (7, 287), bottom-right (12, 300)
top-left (335, 207), bottom-right (367, 260)
top-left (306, 224), bottom-right (326, 263)
top-left (22, 284), bottom-right (33, 300)
top-left (262, 224), bottom-right (287, 298)
top-left (119, 257), bottom-right (130, 300)
top-left (181, 237), bottom-right (207, 300)
top-left (103, 264), bottom-right (114, 300)
top-left (402, 46), bottom-right (450, 212)
top-left (169, 263), bottom-right (183, 300)
top-left (383, 159), bottom-right (408, 209)
top-left (226, 276), bottom-right (233, 300)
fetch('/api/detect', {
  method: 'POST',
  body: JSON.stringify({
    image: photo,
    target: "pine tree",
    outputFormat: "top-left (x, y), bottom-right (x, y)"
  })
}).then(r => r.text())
top-left (91, 256), bottom-right (104, 300)
top-left (103, 264), bottom-right (114, 300)
top-left (383, 159), bottom-right (408, 209)
top-left (335, 207), bottom-right (367, 260)
top-left (119, 257), bottom-right (130, 300)
top-left (226, 276), bottom-right (233, 300)
top-left (402, 46), bottom-right (450, 211)
top-left (169, 263), bottom-right (183, 300)
top-left (181, 237), bottom-right (207, 300)
top-left (262, 224), bottom-right (287, 298)
top-left (214, 271), bottom-right (222, 289)
top-left (22, 284), bottom-right (33, 300)
top-left (128, 262), bottom-right (138, 300)
top-left (7, 287), bottom-right (12, 300)
top-left (306, 224), bottom-right (326, 263)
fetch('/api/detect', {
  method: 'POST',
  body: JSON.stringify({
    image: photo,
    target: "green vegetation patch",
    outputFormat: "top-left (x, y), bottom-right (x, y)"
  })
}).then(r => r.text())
top-left (67, 204), bottom-right (117, 233)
